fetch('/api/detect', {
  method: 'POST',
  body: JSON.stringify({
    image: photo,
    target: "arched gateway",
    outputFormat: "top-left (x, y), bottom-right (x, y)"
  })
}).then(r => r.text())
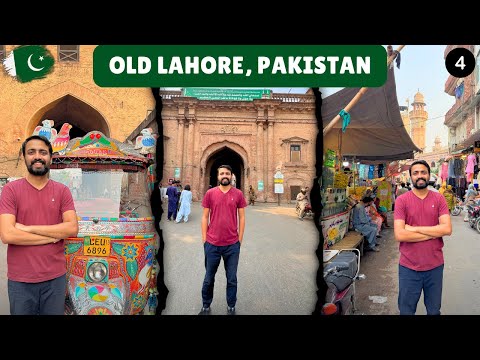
top-left (27, 94), bottom-right (110, 139)
top-left (200, 141), bottom-right (248, 197)
top-left (206, 147), bottom-right (244, 192)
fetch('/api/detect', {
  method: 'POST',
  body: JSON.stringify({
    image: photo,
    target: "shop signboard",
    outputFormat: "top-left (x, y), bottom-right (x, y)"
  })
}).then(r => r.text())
top-left (324, 149), bottom-right (336, 168)
top-left (378, 181), bottom-right (392, 211)
top-left (321, 210), bottom-right (350, 248)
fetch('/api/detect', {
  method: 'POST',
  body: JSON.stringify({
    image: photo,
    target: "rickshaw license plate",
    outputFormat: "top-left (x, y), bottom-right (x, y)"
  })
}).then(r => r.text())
top-left (84, 237), bottom-right (111, 256)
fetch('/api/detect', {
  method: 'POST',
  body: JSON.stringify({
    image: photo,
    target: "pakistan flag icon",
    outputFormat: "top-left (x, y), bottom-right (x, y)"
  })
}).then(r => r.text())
top-left (3, 45), bottom-right (54, 83)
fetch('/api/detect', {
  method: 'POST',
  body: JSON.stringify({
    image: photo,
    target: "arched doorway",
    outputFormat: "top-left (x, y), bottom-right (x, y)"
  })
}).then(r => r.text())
top-left (29, 95), bottom-right (110, 139)
top-left (206, 147), bottom-right (244, 192)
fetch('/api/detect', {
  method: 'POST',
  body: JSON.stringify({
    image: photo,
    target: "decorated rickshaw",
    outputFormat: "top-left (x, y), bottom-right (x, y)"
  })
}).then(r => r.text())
top-left (40, 122), bottom-right (159, 315)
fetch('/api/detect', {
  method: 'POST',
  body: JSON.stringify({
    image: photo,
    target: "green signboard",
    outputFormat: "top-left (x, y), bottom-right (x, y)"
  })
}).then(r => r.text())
top-left (184, 88), bottom-right (271, 101)
top-left (258, 180), bottom-right (264, 191)
top-left (324, 149), bottom-right (336, 168)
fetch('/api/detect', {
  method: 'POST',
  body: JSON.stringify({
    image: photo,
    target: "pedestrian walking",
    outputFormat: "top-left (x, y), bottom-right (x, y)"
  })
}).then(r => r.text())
top-left (166, 181), bottom-right (179, 220)
top-left (248, 185), bottom-right (256, 205)
top-left (175, 185), bottom-right (192, 223)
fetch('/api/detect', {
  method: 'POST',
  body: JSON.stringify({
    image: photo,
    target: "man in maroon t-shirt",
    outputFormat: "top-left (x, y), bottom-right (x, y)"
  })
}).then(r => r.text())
top-left (199, 164), bottom-right (246, 315)
top-left (0, 135), bottom-right (78, 315)
top-left (394, 160), bottom-right (451, 315)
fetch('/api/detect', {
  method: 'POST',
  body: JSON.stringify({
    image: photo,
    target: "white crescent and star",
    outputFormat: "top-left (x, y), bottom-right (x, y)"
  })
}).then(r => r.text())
top-left (27, 54), bottom-right (44, 72)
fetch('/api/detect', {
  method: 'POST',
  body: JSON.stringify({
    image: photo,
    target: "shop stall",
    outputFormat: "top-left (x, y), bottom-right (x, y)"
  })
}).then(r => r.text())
top-left (321, 67), bottom-right (421, 249)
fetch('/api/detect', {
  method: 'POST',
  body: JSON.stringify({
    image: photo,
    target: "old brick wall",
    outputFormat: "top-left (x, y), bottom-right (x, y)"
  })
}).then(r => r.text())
top-left (0, 45), bottom-right (154, 178)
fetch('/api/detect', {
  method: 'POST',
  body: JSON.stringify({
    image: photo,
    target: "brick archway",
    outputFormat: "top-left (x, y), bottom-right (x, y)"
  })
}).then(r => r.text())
top-left (18, 81), bottom-right (114, 139)
top-left (200, 141), bottom-right (249, 195)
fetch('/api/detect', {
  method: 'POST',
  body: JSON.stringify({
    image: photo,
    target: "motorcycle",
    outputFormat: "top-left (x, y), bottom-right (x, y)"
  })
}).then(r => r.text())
top-left (466, 201), bottom-right (480, 230)
top-left (296, 201), bottom-right (314, 219)
top-left (322, 248), bottom-right (366, 315)
top-left (451, 196), bottom-right (463, 216)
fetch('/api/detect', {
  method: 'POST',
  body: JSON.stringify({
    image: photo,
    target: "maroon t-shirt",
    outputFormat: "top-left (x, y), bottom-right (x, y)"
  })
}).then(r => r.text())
top-left (394, 190), bottom-right (450, 271)
top-left (0, 178), bottom-right (76, 282)
top-left (202, 186), bottom-right (247, 246)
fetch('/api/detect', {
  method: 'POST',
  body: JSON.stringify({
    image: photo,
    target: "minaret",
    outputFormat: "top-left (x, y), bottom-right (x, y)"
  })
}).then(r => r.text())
top-left (433, 136), bottom-right (442, 152)
top-left (410, 90), bottom-right (428, 151)
top-left (400, 98), bottom-right (411, 137)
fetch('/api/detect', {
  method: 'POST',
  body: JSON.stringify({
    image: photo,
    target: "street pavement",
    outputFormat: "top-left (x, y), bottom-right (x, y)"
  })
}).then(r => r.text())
top-left (161, 201), bottom-right (319, 315)
top-left (3, 204), bottom-right (480, 315)
top-left (355, 211), bottom-right (480, 315)
top-left (0, 201), bottom-right (319, 315)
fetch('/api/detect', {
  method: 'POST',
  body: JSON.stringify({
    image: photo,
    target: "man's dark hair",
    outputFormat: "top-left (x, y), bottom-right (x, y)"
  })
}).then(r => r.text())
top-left (362, 196), bottom-right (373, 203)
top-left (21, 135), bottom-right (53, 156)
top-left (184, 185), bottom-right (191, 191)
top-left (217, 164), bottom-right (232, 175)
top-left (408, 160), bottom-right (430, 177)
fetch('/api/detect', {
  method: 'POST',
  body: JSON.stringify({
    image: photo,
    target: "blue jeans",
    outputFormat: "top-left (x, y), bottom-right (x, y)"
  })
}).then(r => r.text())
top-left (398, 264), bottom-right (443, 315)
top-left (202, 241), bottom-right (241, 308)
top-left (8, 274), bottom-right (66, 315)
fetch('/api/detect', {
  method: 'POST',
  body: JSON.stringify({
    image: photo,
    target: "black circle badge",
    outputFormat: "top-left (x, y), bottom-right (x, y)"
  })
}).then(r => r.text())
top-left (445, 48), bottom-right (475, 78)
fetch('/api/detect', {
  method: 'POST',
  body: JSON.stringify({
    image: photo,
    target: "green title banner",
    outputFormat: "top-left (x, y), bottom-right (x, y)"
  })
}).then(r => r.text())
top-left (93, 45), bottom-right (387, 87)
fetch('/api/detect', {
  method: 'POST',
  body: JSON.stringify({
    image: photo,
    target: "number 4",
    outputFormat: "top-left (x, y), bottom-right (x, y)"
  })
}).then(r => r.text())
top-left (455, 56), bottom-right (466, 70)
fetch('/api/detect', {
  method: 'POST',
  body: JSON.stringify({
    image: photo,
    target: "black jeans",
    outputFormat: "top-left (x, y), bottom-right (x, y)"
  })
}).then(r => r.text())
top-left (201, 241), bottom-right (241, 308)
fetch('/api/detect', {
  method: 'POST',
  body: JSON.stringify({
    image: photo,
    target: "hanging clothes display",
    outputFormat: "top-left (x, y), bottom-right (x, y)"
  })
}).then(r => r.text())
top-left (368, 165), bottom-right (375, 179)
top-left (441, 161), bottom-right (449, 183)
top-left (357, 164), bottom-right (365, 180)
top-left (466, 153), bottom-right (477, 184)
top-left (448, 158), bottom-right (455, 179)
top-left (446, 157), bottom-right (467, 198)
top-left (378, 164), bottom-right (385, 178)
top-left (454, 158), bottom-right (464, 177)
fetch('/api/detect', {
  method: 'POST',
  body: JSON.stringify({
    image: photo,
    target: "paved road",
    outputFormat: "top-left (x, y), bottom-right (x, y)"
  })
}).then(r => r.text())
top-left (0, 202), bottom-right (320, 315)
top-left (355, 211), bottom-right (480, 315)
top-left (161, 202), bottom-right (319, 315)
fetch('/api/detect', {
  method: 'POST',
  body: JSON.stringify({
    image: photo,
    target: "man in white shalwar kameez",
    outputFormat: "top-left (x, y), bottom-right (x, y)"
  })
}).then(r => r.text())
top-left (176, 185), bottom-right (193, 223)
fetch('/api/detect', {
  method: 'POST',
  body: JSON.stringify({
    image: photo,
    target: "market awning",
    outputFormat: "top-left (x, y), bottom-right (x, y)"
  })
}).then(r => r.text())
top-left (322, 67), bottom-right (421, 161)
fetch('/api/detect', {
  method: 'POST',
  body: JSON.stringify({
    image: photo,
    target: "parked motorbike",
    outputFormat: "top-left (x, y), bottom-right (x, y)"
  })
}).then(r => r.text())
top-left (322, 249), bottom-right (365, 315)
top-left (451, 196), bottom-right (463, 216)
top-left (466, 202), bottom-right (480, 229)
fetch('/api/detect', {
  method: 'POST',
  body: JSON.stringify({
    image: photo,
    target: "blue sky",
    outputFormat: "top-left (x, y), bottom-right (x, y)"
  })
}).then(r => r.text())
top-left (321, 45), bottom-right (455, 152)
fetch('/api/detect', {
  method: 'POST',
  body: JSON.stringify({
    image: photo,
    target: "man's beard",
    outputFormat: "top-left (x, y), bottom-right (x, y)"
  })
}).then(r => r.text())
top-left (27, 160), bottom-right (50, 176)
top-left (413, 178), bottom-right (428, 189)
top-left (220, 177), bottom-right (231, 186)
